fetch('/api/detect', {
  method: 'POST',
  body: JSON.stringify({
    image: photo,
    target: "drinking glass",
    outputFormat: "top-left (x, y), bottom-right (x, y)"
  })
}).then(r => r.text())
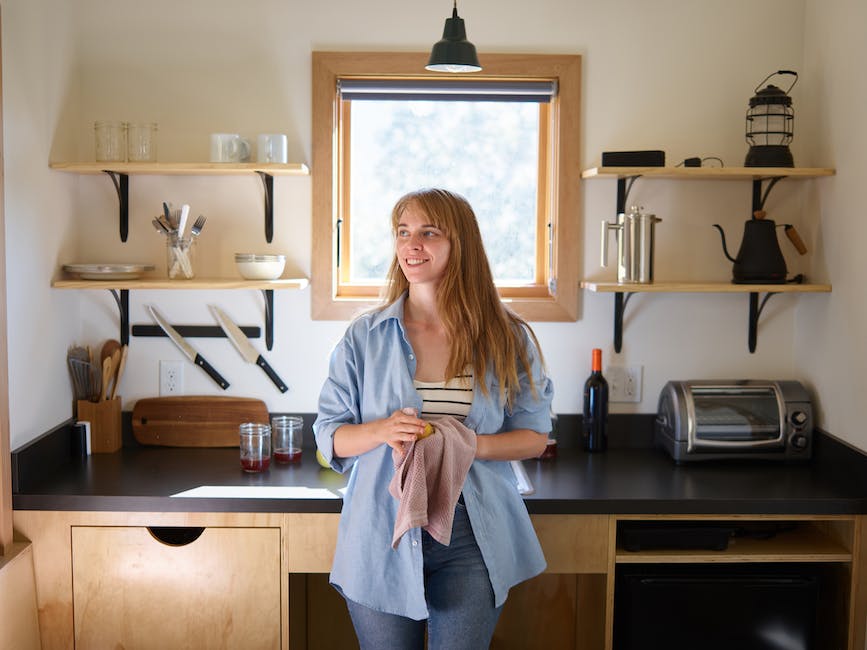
top-left (240, 423), bottom-right (271, 472)
top-left (272, 415), bottom-right (303, 463)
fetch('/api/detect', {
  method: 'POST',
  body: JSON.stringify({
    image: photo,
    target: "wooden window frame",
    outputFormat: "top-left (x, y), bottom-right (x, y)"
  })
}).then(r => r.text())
top-left (312, 52), bottom-right (581, 321)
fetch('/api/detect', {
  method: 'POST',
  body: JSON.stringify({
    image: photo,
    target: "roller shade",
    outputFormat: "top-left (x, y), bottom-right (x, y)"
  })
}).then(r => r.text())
top-left (338, 78), bottom-right (557, 103)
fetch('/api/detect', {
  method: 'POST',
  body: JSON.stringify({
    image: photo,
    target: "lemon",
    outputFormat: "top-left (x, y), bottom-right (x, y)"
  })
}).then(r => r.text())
top-left (315, 449), bottom-right (331, 469)
top-left (418, 422), bottom-right (435, 440)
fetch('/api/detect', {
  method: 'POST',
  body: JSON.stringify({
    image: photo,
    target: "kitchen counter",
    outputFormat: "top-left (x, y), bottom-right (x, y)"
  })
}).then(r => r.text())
top-left (12, 417), bottom-right (867, 515)
top-left (11, 417), bottom-right (867, 650)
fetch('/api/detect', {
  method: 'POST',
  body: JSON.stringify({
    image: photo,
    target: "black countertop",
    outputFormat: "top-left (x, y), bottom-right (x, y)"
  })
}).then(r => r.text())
top-left (12, 416), bottom-right (867, 515)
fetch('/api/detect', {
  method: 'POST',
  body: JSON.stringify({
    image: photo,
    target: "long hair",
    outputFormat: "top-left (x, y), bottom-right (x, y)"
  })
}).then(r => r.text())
top-left (382, 188), bottom-right (544, 408)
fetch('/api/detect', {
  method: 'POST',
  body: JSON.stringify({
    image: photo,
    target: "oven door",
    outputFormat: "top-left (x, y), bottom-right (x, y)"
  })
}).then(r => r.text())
top-left (686, 383), bottom-right (786, 452)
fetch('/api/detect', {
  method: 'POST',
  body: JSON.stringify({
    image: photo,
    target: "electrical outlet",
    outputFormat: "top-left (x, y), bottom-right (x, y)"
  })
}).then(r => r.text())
top-left (607, 365), bottom-right (642, 403)
top-left (159, 360), bottom-right (184, 396)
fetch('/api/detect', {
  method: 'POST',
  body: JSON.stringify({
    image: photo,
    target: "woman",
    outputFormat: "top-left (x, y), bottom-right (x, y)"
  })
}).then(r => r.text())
top-left (314, 188), bottom-right (553, 649)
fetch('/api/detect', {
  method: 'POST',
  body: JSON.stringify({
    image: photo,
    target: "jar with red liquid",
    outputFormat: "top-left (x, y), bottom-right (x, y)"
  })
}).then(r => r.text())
top-left (272, 415), bottom-right (303, 464)
top-left (240, 423), bottom-right (271, 472)
top-left (538, 411), bottom-right (558, 460)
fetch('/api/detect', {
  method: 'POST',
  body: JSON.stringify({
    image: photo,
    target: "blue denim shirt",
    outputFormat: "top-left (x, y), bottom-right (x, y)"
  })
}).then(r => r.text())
top-left (314, 293), bottom-right (553, 620)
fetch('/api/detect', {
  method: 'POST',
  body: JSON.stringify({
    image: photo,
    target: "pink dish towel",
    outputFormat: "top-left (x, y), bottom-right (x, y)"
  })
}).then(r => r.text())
top-left (388, 415), bottom-right (477, 549)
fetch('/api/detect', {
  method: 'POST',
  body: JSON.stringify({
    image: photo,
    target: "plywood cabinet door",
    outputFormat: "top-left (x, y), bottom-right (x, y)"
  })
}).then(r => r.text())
top-left (71, 526), bottom-right (281, 649)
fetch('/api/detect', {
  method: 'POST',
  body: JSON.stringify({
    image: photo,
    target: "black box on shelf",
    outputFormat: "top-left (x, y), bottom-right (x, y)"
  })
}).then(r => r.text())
top-left (602, 150), bottom-right (666, 167)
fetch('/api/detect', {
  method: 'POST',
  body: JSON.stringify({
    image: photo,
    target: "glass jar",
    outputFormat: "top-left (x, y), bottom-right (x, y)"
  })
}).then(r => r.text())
top-left (166, 233), bottom-right (195, 279)
top-left (127, 122), bottom-right (158, 162)
top-left (239, 423), bottom-right (271, 473)
top-left (272, 415), bottom-right (303, 464)
top-left (94, 121), bottom-right (127, 162)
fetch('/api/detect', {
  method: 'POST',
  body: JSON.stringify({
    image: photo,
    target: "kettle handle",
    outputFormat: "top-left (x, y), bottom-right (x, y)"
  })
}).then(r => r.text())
top-left (601, 220), bottom-right (620, 268)
top-left (784, 224), bottom-right (808, 255)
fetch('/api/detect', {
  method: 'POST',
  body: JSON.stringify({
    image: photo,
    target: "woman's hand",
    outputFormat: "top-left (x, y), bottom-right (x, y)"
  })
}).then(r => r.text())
top-left (332, 408), bottom-right (426, 458)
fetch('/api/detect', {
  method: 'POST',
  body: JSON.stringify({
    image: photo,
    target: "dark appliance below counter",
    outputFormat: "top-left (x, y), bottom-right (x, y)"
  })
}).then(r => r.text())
top-left (654, 379), bottom-right (813, 463)
top-left (614, 563), bottom-right (820, 650)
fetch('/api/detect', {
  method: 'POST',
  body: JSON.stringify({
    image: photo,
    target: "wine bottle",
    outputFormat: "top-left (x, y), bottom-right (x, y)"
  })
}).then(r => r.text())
top-left (582, 348), bottom-right (608, 452)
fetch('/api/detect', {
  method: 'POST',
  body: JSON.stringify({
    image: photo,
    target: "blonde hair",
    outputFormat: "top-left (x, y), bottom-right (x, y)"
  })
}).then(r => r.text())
top-left (382, 188), bottom-right (544, 408)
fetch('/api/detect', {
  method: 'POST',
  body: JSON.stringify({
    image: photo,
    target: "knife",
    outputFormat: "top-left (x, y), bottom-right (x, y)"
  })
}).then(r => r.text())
top-left (210, 305), bottom-right (288, 393)
top-left (146, 305), bottom-right (230, 390)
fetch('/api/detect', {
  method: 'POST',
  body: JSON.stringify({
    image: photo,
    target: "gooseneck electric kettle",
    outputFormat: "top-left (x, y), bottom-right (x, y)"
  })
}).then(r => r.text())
top-left (713, 211), bottom-right (807, 284)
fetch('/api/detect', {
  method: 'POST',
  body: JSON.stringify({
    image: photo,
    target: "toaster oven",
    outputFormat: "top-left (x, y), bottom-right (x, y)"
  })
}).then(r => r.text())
top-left (654, 380), bottom-right (813, 462)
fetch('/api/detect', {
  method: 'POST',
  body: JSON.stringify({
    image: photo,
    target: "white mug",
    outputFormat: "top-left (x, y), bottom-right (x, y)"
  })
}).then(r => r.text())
top-left (257, 133), bottom-right (288, 164)
top-left (210, 133), bottom-right (251, 163)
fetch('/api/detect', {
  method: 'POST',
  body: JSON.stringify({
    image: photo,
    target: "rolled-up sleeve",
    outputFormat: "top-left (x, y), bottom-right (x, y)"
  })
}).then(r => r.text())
top-left (502, 327), bottom-right (554, 434)
top-left (314, 335), bottom-right (362, 474)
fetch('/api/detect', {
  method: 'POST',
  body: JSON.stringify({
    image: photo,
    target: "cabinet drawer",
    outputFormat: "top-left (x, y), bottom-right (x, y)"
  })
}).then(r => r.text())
top-left (72, 526), bottom-right (280, 649)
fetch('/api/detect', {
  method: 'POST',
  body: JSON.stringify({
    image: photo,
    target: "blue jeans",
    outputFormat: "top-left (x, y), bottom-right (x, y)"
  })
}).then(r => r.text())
top-left (345, 502), bottom-right (503, 649)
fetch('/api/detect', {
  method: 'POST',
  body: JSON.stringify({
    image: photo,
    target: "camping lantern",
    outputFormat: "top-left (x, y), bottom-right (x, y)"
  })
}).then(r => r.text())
top-left (744, 70), bottom-right (797, 167)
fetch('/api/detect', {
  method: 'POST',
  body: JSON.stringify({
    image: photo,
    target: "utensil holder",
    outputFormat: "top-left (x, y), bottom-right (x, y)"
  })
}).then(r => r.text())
top-left (77, 398), bottom-right (122, 453)
top-left (167, 234), bottom-right (196, 279)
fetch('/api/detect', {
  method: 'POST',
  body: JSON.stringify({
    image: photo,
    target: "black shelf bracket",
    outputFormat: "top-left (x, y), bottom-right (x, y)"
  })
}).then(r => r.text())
top-left (612, 291), bottom-right (636, 353)
top-left (257, 172), bottom-right (275, 242)
top-left (103, 171), bottom-right (129, 242)
top-left (262, 289), bottom-right (274, 350)
top-left (109, 289), bottom-right (130, 345)
top-left (609, 175), bottom-right (641, 353)
top-left (747, 291), bottom-right (780, 353)
top-left (751, 175), bottom-right (785, 213)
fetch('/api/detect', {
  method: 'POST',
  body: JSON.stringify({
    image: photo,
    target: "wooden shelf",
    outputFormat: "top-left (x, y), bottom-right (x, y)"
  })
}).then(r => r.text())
top-left (583, 162), bottom-right (836, 353)
top-left (581, 166), bottom-right (835, 180)
top-left (581, 281), bottom-right (831, 294)
top-left (582, 281), bottom-right (831, 353)
top-left (49, 161), bottom-right (309, 175)
top-left (52, 277), bottom-right (309, 290)
top-left (616, 526), bottom-right (852, 564)
top-left (50, 161), bottom-right (309, 243)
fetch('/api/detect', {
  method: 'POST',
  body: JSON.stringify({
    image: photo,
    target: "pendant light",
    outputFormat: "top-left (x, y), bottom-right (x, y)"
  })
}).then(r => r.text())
top-left (744, 70), bottom-right (797, 167)
top-left (426, 1), bottom-right (482, 73)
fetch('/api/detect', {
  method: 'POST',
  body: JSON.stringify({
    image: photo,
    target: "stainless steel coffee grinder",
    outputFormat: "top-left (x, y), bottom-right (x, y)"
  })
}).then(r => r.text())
top-left (601, 205), bottom-right (662, 283)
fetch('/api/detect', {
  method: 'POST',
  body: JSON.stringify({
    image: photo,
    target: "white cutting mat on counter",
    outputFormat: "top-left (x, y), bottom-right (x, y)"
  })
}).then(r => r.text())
top-left (171, 485), bottom-right (346, 499)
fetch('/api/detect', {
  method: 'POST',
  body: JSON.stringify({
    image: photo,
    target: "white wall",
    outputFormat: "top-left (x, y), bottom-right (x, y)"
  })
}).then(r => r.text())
top-left (3, 0), bottom-right (80, 448)
top-left (798, 0), bottom-right (867, 452)
top-left (7, 0), bottom-right (863, 454)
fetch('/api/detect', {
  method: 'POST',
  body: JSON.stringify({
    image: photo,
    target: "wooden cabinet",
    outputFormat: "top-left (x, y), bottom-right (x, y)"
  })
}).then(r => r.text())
top-left (71, 525), bottom-right (281, 649)
top-left (13, 511), bottom-right (288, 650)
top-left (12, 510), bottom-right (866, 650)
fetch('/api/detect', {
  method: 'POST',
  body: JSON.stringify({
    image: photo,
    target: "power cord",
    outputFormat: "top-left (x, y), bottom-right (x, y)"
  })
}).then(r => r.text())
top-left (676, 156), bottom-right (725, 168)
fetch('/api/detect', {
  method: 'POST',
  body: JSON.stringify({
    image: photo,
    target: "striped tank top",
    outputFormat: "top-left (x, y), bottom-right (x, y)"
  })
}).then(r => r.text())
top-left (413, 373), bottom-right (473, 421)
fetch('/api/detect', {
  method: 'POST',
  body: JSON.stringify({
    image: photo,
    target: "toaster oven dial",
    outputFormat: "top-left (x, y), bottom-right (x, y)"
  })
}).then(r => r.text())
top-left (790, 410), bottom-right (808, 429)
top-left (790, 433), bottom-right (809, 450)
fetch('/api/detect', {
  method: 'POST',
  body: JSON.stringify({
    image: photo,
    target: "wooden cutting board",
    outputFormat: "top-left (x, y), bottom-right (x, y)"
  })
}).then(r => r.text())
top-left (132, 396), bottom-right (269, 447)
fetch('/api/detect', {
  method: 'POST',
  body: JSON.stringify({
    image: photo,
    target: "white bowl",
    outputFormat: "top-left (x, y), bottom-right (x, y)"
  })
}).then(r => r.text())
top-left (235, 254), bottom-right (286, 280)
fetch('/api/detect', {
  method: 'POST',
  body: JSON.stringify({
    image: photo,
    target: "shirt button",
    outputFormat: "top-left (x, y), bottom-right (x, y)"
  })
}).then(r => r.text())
top-left (409, 354), bottom-right (415, 360)
top-left (412, 540), bottom-right (418, 547)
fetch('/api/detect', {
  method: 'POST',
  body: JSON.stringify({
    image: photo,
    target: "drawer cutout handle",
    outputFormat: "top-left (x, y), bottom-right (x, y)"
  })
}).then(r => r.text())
top-left (147, 526), bottom-right (205, 546)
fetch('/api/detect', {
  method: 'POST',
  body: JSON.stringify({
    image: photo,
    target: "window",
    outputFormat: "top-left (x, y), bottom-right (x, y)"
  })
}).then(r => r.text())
top-left (312, 52), bottom-right (581, 321)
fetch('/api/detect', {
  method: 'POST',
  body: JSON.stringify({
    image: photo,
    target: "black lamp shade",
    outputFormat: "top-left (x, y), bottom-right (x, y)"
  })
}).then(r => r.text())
top-left (426, 7), bottom-right (481, 73)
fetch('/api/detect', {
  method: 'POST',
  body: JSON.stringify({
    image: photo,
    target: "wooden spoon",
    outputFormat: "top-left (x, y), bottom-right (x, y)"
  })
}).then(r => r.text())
top-left (100, 355), bottom-right (113, 402)
top-left (100, 339), bottom-right (121, 366)
top-left (110, 345), bottom-right (128, 400)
